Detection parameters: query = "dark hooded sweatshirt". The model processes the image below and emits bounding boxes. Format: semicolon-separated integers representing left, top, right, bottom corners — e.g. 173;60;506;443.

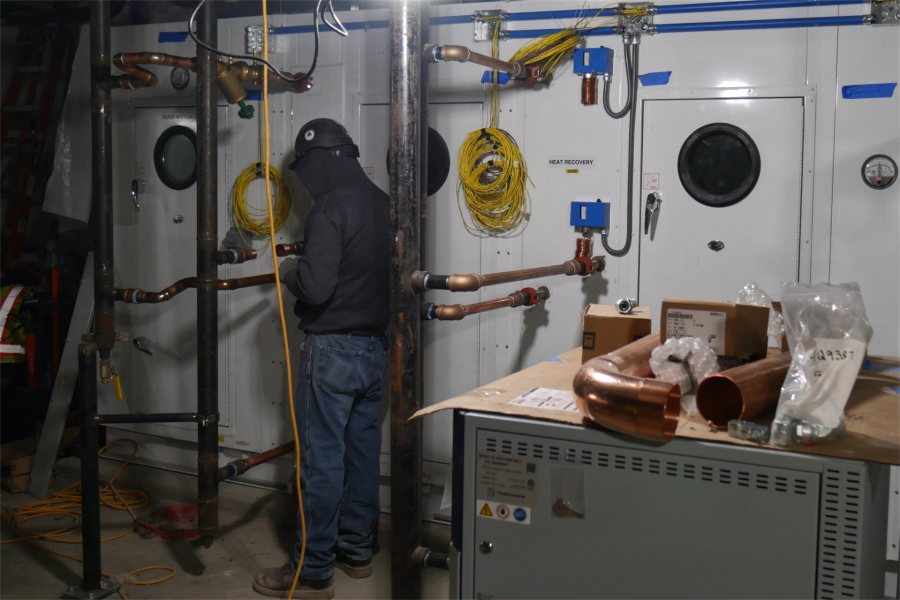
283;150;390;335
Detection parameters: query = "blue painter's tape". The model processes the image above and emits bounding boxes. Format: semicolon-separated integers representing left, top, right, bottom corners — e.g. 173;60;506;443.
158;31;189;43
639;71;672;86
889;386;900;396
245;90;262;101
546;355;561;362
480;71;510;85
863;359;900;373
842;83;896;99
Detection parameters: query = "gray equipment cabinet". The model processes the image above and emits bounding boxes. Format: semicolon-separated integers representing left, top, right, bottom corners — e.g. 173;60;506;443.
450;411;893;599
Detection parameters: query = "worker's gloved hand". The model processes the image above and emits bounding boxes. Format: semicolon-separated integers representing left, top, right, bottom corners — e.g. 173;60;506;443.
278;257;301;296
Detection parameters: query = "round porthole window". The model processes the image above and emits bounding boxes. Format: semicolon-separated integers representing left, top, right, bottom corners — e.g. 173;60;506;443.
677;123;761;207
154;125;197;190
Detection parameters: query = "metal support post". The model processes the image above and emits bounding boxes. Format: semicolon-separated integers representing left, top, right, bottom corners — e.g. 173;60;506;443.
196;0;219;548
389;1;425;597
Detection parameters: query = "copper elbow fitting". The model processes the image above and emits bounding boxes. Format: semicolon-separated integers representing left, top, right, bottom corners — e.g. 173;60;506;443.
573;334;681;442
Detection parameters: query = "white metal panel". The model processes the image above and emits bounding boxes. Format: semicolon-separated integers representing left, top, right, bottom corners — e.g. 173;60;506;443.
638;96;805;325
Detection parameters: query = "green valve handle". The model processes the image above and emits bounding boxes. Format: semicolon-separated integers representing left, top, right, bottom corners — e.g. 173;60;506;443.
237;100;255;120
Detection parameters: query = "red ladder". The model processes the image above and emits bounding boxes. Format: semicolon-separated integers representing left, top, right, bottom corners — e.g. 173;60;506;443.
1;25;78;269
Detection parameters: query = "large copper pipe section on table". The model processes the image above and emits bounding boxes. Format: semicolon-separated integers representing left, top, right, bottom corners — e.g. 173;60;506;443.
573;334;681;442
112;52;196;88
113;274;275;304
217;441;295;481
427;44;526;78
425;286;550;321
696;353;791;428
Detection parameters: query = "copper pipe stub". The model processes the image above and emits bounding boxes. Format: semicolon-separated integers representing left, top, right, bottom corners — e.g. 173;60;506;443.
573;334;681;442
696;353;792;428
581;74;598;105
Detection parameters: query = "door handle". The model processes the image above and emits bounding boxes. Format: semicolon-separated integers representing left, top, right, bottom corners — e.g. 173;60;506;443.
644;192;662;235
130;179;146;211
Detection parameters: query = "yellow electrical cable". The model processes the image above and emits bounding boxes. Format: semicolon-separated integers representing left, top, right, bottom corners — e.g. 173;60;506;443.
260;4;307;599
0;439;176;598
232;162;291;240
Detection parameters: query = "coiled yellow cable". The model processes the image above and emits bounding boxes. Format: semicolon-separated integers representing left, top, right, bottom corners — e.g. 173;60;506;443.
457;128;530;235
231;162;291;239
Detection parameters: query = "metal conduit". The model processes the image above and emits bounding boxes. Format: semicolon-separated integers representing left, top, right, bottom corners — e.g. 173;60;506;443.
195;0;219;549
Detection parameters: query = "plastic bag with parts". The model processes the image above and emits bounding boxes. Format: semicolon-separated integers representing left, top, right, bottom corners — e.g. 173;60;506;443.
736;282;784;339
769;282;872;446
650;336;719;416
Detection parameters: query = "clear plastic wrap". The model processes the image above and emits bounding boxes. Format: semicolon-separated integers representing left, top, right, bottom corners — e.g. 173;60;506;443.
650;336;719;416
736;282;784;339
769;282;872;446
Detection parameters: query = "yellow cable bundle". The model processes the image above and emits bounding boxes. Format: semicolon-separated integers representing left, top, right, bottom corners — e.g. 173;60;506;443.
232;162;291;238
457;128;529;235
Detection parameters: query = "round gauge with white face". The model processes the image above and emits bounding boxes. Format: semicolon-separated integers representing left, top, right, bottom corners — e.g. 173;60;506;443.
861;154;897;190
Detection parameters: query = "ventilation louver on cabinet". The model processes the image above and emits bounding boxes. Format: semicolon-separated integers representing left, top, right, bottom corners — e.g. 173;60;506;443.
817;467;864;599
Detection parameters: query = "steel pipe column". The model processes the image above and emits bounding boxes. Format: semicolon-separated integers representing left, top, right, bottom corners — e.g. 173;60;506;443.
90;0;115;366
196;0;219;548
389;2;425;597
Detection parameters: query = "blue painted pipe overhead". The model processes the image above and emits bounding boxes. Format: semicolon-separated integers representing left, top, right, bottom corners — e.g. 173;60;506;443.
656;0;869;15
654;14;868;33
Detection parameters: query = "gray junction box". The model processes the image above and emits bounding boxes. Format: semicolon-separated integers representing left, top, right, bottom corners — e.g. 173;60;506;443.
451;412;892;599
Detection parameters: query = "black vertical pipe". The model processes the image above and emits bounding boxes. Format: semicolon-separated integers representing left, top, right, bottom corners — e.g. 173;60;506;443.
78;343;102;591
196;0;219;547
90;0;114;361
389;2;424;598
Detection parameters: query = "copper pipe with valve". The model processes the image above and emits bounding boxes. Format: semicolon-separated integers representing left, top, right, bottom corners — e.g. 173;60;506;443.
573;333;682;442
113;274;275;304
275;241;305;257
217;248;257;265
426;44;548;85
423;286;550;321
412;238;604;293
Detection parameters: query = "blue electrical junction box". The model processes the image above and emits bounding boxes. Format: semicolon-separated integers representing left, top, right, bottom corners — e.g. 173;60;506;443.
570;200;610;233
573;47;614;76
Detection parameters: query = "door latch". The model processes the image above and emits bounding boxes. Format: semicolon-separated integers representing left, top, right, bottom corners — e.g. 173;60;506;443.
133;336;153;356
130;179;146;211
644;192;661;235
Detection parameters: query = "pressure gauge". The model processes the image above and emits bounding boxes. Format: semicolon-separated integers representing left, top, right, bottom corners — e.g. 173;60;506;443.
170;67;191;91
861;154;897;190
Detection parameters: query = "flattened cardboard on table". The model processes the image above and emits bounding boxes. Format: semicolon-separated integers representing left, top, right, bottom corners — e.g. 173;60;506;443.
413;348;900;465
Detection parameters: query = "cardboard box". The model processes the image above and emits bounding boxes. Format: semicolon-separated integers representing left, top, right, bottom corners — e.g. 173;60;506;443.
661;299;769;358
582;304;652;363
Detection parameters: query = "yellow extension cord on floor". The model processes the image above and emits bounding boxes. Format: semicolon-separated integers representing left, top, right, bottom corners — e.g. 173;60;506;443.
0;440;175;599
260;2;308;598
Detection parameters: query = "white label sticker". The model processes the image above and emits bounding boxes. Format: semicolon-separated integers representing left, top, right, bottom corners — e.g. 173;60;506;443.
803;338;867;428
642;172;660;190
547;156;596;169
665;309;727;354
476;499;531;525
509;387;578;412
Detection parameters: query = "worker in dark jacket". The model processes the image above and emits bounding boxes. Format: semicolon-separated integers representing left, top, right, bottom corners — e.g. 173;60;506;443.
253;119;390;600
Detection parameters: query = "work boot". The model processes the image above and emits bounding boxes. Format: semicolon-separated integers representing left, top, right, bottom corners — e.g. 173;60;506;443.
335;552;373;579
252;563;334;599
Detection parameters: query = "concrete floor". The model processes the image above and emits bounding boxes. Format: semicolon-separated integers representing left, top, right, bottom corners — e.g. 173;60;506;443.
1;457;450;599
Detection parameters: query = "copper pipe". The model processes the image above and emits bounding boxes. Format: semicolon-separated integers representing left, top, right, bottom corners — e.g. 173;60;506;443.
573;334;682;442
426;286;550;321
696;353;792;428
111;52;196;88
216;248;257;265
575;237;593;261
428;44;525;78
113;273;275;303
581;74;598;105
217;441;294;481
228;61;313;93
275;241;305;257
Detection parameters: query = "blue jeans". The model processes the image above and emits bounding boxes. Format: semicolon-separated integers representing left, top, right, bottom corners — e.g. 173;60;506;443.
293;333;387;580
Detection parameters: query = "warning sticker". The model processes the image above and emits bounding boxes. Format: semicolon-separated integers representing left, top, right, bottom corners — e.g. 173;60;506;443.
665;309;727;355
476;452;536;526
476;499;531;525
